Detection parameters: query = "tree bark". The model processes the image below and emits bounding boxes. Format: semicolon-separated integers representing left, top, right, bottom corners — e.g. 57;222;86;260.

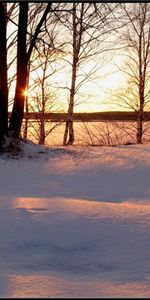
137;111;143;144
23;63;30;139
39;73;45;145
137;81;144;144
136;26;145;144
63;3;78;146
63;64;77;145
0;3;8;144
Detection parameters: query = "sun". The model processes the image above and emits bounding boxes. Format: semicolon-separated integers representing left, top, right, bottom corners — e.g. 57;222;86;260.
23;89;28;97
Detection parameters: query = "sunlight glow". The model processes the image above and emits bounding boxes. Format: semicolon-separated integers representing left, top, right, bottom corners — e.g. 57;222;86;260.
23;89;28;97
8;274;149;298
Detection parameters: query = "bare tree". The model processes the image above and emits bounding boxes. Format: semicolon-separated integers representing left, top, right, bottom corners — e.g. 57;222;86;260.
117;3;150;144
9;2;52;138
60;3;117;146
25;40;63;144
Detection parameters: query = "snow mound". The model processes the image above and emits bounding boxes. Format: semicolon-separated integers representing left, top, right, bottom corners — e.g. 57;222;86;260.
0;137;88;160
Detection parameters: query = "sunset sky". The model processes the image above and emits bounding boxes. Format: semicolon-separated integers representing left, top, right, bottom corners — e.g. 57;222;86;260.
26;51;127;113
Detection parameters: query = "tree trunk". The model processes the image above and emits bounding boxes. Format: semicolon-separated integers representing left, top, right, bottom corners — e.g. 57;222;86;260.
63;120;69;145
66;98;75;145
63;3;77;146
39;119;45;144
23;97;28;140
136;26;145;144
39;65;46;145
23;64;30;139
39;85;45;145
9;2;28;138
0;3;8;145
137;83;144;144
136;110;143;144
63;3;84;146
68;119;74;145
137;61;144;144
63;90;75;146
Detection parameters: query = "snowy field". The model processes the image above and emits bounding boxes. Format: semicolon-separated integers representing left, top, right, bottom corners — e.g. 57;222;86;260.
0;142;150;298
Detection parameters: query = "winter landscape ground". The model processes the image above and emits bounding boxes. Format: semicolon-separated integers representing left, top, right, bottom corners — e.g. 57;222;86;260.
0;141;150;298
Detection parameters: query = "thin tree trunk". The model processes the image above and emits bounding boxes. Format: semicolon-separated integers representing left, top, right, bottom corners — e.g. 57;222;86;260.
23;98;28;140
63;3;84;146
137;82;144;144
63;120;69;145
68;119;74;145
136;111;143;144
63;83;76;146
63;3;77;146
23;63;30;139
0;3;8;145
39;119;45;144
66;95;75;145
137;31;145;144
39;79;45;145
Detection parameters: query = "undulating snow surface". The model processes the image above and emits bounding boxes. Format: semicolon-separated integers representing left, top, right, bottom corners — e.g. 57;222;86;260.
0;142;150;298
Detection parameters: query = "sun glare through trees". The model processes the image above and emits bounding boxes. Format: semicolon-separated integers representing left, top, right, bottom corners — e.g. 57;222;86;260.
1;2;150;146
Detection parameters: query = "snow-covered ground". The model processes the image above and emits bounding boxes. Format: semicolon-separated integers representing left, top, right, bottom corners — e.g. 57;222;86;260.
0;142;150;298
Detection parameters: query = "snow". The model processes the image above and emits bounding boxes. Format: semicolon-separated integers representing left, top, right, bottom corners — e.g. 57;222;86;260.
0;142;150;297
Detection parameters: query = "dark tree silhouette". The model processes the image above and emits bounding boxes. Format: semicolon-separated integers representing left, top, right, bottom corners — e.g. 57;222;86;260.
9;2;28;138
0;3;8;145
9;2;52;138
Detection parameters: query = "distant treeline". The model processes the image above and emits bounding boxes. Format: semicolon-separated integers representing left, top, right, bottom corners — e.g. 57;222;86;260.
8;111;150;122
